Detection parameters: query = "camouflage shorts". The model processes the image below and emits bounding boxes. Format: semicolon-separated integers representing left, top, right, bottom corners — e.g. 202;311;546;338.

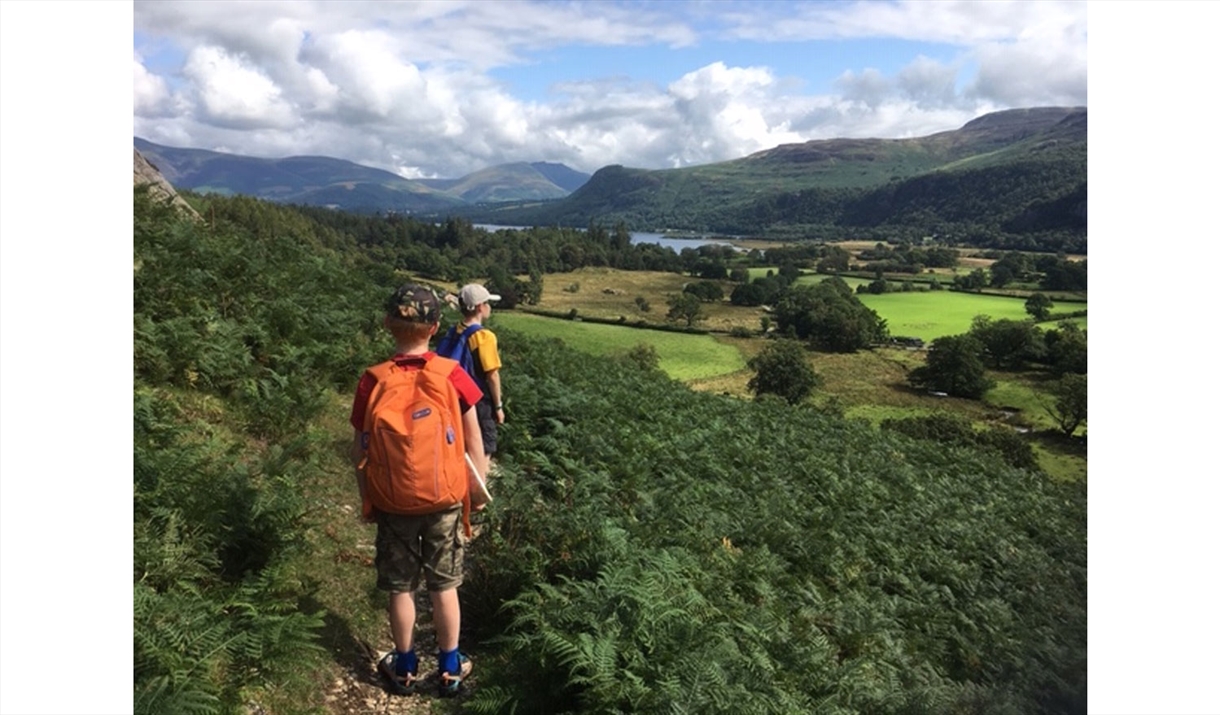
375;505;465;593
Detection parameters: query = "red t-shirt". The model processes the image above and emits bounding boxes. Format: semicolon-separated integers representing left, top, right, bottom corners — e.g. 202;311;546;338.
349;352;484;431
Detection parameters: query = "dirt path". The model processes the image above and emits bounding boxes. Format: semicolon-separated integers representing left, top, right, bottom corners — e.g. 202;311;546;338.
318;588;470;714
313;521;493;714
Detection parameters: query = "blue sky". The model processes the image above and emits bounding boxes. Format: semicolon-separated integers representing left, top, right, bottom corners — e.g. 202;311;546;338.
488;36;967;102
130;0;1088;179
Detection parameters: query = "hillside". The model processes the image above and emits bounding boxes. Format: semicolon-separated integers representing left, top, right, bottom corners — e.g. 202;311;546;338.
133;137;589;212
418;162;576;202
134;189;1086;714
463;107;1087;252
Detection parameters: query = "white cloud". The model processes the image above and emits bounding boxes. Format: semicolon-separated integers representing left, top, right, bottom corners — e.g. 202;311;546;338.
967;39;1087;107
835;68;892;109
133;54;171;116
717;0;1086;109
301;67;340;114
305;30;431;122
182;45;296;129
722;0;1083;46
665;62;804;166
896;56;961;109
132;0;1086;178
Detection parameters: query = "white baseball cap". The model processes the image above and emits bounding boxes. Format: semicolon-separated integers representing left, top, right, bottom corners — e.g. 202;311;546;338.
458;283;501;311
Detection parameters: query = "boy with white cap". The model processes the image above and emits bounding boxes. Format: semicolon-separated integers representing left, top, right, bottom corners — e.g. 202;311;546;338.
436;283;505;462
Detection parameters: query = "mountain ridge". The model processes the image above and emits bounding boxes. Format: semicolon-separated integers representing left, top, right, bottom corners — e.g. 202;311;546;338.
132;137;590;212
460;106;1086;251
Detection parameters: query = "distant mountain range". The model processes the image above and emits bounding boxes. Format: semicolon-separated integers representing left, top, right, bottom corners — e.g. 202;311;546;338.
460;107;1086;248
133;137;591;213
135;106;1085;249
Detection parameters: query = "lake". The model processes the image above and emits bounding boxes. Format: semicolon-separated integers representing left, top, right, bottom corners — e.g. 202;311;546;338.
473;224;735;251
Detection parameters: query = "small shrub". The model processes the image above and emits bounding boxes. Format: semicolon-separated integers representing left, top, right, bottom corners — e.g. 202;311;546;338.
624;343;661;371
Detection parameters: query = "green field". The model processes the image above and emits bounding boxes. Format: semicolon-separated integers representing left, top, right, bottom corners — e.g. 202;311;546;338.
493;312;747;381
856;290;1081;341
745;271;1085;341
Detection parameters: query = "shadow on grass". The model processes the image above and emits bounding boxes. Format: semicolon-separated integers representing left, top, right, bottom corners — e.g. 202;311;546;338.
1032;428;1087;456
298;592;384;688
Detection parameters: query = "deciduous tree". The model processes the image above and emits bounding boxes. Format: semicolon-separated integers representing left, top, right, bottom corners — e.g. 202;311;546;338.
908;334;995;399
953;268;988;291
666;292;705;327
1045;321;1087;375
773;278;888;352
1045;373;1087;436
683;280;724;303
969;316;1046;370
746;339;821;405
1025;293;1054;321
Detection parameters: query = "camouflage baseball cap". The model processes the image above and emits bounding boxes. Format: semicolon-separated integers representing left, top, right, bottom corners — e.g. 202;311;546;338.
385;283;442;323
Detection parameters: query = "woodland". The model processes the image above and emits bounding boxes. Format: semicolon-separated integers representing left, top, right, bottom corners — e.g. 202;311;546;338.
134;188;1086;714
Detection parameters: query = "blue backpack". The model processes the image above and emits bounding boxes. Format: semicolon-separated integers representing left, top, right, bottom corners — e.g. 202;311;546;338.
435;324;484;391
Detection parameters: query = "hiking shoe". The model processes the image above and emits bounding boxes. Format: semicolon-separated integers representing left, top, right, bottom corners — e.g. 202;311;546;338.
438;652;472;697
378;652;417;695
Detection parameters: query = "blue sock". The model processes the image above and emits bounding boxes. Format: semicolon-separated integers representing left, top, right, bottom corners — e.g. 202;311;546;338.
438;647;460;675
395;649;417;676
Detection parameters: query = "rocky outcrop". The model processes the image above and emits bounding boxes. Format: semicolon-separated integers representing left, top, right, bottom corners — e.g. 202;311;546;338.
134;148;202;221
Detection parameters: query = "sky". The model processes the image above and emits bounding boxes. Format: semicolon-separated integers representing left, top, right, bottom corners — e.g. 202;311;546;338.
132;0;1087;180
6;3;1220;714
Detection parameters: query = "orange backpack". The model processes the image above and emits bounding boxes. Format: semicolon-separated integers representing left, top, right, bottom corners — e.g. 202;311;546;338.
359;355;470;525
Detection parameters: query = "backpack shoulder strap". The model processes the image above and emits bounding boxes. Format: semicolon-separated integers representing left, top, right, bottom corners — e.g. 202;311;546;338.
436;326;462;355
360;360;400;426
423;354;459;378
356;359;400;477
460;324;483;341
366;359;398;383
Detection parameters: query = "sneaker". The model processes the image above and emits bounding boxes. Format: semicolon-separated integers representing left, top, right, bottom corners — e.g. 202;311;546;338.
438;652;472;697
378;652;417;695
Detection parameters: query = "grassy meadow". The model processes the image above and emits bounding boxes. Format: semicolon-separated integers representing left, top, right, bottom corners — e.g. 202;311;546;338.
527;266;771;333
493;311;746;381
855;289;1082;341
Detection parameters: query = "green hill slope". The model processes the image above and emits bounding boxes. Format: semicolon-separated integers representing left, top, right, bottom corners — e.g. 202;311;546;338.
465;107;1086;251
134;190;1085;714
444;162;573;202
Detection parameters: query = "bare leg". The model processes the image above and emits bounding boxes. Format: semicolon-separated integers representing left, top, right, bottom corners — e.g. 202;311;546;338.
430;588;461;652
388;591;416;653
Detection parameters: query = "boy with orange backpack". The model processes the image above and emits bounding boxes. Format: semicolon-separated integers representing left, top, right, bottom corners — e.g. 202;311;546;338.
349;284;490;697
